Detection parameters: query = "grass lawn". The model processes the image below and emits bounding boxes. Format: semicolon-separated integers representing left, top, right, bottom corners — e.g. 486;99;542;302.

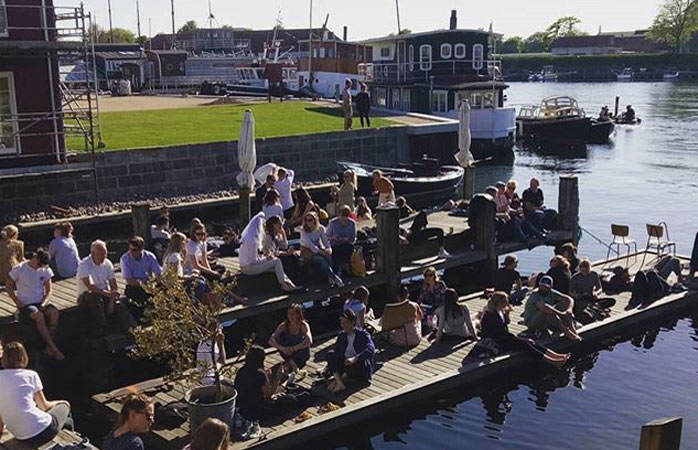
68;101;395;151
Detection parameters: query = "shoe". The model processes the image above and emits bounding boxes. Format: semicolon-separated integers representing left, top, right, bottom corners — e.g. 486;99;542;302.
247;421;262;439
438;248;452;259
333;275;345;288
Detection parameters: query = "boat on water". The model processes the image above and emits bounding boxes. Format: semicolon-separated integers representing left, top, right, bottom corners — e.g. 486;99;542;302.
617;68;633;82
516;96;615;145
663;70;680;81
337;159;464;200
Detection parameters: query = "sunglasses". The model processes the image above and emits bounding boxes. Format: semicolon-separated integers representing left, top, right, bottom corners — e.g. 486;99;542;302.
195;232;205;237
424;273;435;278
305;218;316;222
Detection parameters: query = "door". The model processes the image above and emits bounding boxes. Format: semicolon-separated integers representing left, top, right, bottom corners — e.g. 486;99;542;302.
397;41;406;82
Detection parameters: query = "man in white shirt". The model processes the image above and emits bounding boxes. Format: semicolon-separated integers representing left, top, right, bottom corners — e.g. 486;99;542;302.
77;240;135;337
6;249;64;360
274;167;295;218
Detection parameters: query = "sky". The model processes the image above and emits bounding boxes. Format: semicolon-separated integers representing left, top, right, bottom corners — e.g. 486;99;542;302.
64;0;663;40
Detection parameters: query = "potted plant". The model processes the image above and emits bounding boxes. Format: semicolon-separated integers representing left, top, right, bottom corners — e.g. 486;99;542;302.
132;269;250;433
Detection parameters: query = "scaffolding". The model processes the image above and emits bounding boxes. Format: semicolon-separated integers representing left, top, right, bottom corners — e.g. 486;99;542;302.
0;2;101;174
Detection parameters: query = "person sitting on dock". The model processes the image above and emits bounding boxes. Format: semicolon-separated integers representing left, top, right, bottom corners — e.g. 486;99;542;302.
103;393;153;450
185;222;221;281
546;255;572;295
0;224;24;285
327;205;357;277
163;232;192;280
256;173;277;211
212;228;240;258
300;212;344;288
289;187;318;229
481;292;570;366
48;221;80;279
522;178;557;231
262;189;285;225
396;196;415;218
343;286;373;329
496;182;545;244
274;167;295;220
569;258;603;304
432;288;477;344
268;303;313;375
486;186;538;248
326;309;376;393
389;286;424;347
150;215;171;241
0;342;73;446
77;240;136;338
558;242;580;274
418;266;448;316
120;236;162;315
493;254;527;305
355;196;373;222
522;275;581;342
239;212;303;293
6;249;64;360
262;216;303;283
184;418;230;450
372;170;395;206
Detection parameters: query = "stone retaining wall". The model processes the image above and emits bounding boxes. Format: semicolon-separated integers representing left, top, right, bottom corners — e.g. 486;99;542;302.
0;126;409;215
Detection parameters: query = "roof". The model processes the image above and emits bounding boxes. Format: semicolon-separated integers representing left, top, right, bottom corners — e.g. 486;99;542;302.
450;80;509;90
598;29;650;38
95;51;144;60
360;28;497;44
551;35;616;48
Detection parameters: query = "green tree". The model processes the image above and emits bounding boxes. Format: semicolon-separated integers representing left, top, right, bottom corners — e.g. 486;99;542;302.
522;32;549;53
178;20;198;34
649;0;698;52
501;36;524;53
90;25;136;43
545;16;584;40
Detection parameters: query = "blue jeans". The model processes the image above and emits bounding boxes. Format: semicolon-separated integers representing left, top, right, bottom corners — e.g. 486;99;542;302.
311;254;337;278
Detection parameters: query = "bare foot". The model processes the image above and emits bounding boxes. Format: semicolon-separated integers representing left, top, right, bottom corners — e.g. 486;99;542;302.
331;382;346;393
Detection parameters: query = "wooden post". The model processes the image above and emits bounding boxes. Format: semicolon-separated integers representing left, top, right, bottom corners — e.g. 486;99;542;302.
639;417;682;450
131;202;150;240
557;175;579;245
240;187;251;227
376;205;401;299
470;193;497;283
463;165;475;200
614;95;620;118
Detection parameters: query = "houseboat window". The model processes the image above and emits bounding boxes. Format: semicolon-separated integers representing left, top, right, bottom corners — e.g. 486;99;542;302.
0;3;8;37
454;44;466;59
319;48;326;58
313;48;319;58
440;43;452;59
392;89;400;110
471;93;483;108
419;44;432;71
383;65;389;79
408;45;414;71
0;73;18;154
472;44;484;70
401;89;411;111
377;88;387;107
431;90;448;113
380;47;391;58
483;92;495;108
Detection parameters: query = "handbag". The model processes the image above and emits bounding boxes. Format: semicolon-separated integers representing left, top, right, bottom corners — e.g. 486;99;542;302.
350;246;367;277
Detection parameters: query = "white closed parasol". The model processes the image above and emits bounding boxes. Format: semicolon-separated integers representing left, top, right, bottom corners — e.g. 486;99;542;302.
455;100;475;167
236;110;257;190
253;162;280;185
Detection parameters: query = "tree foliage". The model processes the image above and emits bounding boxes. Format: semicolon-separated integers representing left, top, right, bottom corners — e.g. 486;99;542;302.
546;16;584;40
501;36;524;54
523;32;549;53
649;0;698;52
90;25;136;43
178;20;198;34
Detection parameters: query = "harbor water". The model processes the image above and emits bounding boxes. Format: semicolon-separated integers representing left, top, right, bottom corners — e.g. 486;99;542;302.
324;81;698;450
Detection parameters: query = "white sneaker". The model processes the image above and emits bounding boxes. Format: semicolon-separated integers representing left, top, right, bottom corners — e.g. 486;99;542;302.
248;421;262;439
438;248;452;259
334;275;345;288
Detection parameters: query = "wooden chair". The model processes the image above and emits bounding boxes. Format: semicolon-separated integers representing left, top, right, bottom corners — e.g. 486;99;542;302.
642;222;676;267
606;224;637;265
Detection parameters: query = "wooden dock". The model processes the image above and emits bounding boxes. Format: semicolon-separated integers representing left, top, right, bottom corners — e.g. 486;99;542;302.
0;429;96;450
90;252;697;450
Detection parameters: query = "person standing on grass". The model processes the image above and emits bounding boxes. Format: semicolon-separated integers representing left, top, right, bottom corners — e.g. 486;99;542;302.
342;78;353;130
356;83;371;128
6;249;64;361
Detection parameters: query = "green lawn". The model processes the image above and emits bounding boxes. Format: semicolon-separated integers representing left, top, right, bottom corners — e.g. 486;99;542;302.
68;101;394;151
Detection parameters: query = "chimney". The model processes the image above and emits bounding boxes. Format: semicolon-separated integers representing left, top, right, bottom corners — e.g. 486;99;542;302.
449;10;457;30
343;25;348;41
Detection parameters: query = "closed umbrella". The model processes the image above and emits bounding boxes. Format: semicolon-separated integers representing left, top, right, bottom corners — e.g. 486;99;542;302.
237;110;257;225
455;100;475;167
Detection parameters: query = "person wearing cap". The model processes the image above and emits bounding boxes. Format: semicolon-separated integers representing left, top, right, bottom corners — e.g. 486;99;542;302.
342;78;353;130
522;275;581;342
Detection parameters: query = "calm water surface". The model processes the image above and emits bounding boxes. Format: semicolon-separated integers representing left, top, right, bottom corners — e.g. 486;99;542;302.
329;82;698;450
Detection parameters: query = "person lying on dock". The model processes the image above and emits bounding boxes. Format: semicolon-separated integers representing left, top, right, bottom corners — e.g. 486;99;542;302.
326;309;376;393
432;288;477;344
239;212;303;293
400;211;451;259
481;293;570;367
269;303;313;376
522;178;558;231
522;275;581;342
300;212;345;288
626;255;684;309
121;236;162;317
6;249;64;360
48;221;80;279
327;205;357;277
0;342;73;446
103;393;153;450
77;240;136;338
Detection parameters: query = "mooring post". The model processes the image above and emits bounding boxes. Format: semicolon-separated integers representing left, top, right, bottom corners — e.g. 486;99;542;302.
470;193;497;283
558;175;580;246
639;417;682;450
376;205;401;299
131;202;150;241
614;95;620;118
463;165;476;201
240;188;251;227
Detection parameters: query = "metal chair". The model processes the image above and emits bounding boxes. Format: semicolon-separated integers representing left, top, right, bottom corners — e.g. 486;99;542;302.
641;222;676;267
606;224;637;265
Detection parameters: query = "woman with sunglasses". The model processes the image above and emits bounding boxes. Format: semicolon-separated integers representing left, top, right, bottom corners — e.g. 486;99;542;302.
418;267;447;316
103;394;153;450
300;212;344;288
185;222;220;281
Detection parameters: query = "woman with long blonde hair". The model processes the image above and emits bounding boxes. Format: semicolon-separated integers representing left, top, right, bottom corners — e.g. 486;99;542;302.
337;169;357;212
163;232;188;278
300;212;344;287
0;225;24;284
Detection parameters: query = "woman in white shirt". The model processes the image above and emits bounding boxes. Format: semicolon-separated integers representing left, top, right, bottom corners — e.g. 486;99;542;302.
185;223;220;281
300;212;344;288
163;232;189;278
261;190;284;224
0;342;72;446
239;212;301;293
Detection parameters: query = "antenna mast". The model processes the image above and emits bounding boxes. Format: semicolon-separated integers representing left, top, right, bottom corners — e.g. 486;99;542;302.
170;0;176;49
107;0;114;43
208;0;215;29
395;0;401;34
136;0;141;39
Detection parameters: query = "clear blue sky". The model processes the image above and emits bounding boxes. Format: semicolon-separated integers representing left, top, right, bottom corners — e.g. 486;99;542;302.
64;0;662;40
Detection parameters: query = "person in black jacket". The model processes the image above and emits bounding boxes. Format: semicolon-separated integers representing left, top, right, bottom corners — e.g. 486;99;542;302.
480;292;570;366
326;309;375;393
356;83;371;128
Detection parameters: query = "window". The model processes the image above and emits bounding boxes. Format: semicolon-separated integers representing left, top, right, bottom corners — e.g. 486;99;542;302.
319;48;326;58
402;89;411;111
0;0;7;37
454;43;466;59
383;65;389;79
376;88;387;107
419;44;432;71
440;43;452;59
431;90;448;113
408;45;414;71
471;92;483;108
392;89;400;110
380;47;391;58
472;44;484;70
0;73;19;154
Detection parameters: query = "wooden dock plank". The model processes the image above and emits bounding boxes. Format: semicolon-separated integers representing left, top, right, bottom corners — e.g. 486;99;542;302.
0;429;96;450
